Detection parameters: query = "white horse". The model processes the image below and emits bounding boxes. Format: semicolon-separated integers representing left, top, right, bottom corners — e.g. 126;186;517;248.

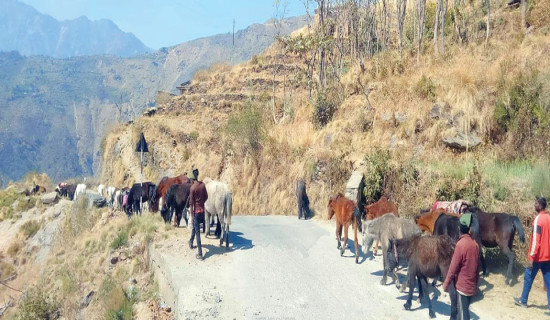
113;190;122;210
75;184;87;200
98;184;105;197
106;186;117;206
204;178;232;249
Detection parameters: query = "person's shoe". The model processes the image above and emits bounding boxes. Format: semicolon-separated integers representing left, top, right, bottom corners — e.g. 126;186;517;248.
196;253;203;260
189;240;195;249
513;297;527;308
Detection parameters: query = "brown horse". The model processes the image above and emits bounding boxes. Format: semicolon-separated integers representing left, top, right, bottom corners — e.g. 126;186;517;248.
364;196;399;255
465;206;526;285
150;174;189;212
415;209;460;234
397;234;458;319
328;193;361;263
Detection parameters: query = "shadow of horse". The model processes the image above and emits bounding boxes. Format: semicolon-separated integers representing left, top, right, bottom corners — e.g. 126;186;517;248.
482;247;524;286
201;231;254;260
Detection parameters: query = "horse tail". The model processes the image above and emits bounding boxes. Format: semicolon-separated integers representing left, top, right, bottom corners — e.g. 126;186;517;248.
469;213;481;241
354;207;362;232
512;216;526;243
224;191;232;226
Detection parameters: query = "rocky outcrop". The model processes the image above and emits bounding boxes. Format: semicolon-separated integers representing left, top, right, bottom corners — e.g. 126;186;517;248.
443;132;482;151
40;192;58;205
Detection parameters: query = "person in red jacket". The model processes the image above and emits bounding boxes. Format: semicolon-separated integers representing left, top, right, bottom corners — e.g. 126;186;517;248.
514;197;550;316
443;213;480;320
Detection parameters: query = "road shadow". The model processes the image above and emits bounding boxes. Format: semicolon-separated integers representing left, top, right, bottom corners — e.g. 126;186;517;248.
200;231;254;260
338;238;370;264
396;290;481;320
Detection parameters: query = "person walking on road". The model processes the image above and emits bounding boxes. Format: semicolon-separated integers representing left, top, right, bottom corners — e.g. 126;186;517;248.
189;168;208;260
443;213;480;320
514;197;550;316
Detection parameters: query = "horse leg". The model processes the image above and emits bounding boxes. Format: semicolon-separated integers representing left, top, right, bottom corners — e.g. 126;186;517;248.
420;276;435;319
336;222;342;249
205;211;211;236
381;243;389;285
353;219;359;264
502;244;515;286
216;217;222;238
374;240;379;256
341;224;349;256
404;266;415;310
417;276;423;303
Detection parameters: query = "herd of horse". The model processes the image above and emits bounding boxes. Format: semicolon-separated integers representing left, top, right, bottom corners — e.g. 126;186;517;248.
55;173;233;248
328;194;526;318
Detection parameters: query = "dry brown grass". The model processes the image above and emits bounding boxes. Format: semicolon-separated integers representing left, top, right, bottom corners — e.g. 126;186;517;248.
96;4;550;223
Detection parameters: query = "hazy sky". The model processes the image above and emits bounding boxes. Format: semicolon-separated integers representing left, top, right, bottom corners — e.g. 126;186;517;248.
20;0;309;49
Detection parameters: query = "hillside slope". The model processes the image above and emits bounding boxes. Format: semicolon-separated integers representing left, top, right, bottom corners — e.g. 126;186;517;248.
100;2;550;225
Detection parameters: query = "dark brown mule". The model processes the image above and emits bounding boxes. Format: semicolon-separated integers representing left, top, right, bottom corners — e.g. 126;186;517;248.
364;196;399;255
328;193;361;263
465;206;526;285
150;174;189;212
396;234;458;319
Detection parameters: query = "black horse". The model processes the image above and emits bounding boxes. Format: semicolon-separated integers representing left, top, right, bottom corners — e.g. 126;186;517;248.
127;182;155;216
161;183;191;227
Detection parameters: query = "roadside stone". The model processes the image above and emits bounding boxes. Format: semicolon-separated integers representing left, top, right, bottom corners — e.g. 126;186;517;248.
41;192;58;205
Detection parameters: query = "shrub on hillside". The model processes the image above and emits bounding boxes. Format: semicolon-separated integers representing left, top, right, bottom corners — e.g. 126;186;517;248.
435;162;482;205
224;102;265;161
494;68;550;156
363;149;392;202
99;275;134;320
111;230;128;249
20;220;40;239
313;89;339;129
415;75;437;101
15;286;60;320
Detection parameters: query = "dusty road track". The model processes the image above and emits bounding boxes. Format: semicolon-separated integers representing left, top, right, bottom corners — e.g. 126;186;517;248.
150;216;502;320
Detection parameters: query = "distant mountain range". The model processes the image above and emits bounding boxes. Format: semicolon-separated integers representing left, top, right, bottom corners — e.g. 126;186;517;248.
0;0;152;57
0;0;307;185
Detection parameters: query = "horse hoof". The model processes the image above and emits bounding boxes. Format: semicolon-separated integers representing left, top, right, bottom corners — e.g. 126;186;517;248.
404;302;411;310
429;310;436;318
380;278;386;285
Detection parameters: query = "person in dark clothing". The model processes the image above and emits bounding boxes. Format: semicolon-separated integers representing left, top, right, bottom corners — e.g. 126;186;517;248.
188;169;208;260
296;179;311;220
443;213;480;320
514;197;550;316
